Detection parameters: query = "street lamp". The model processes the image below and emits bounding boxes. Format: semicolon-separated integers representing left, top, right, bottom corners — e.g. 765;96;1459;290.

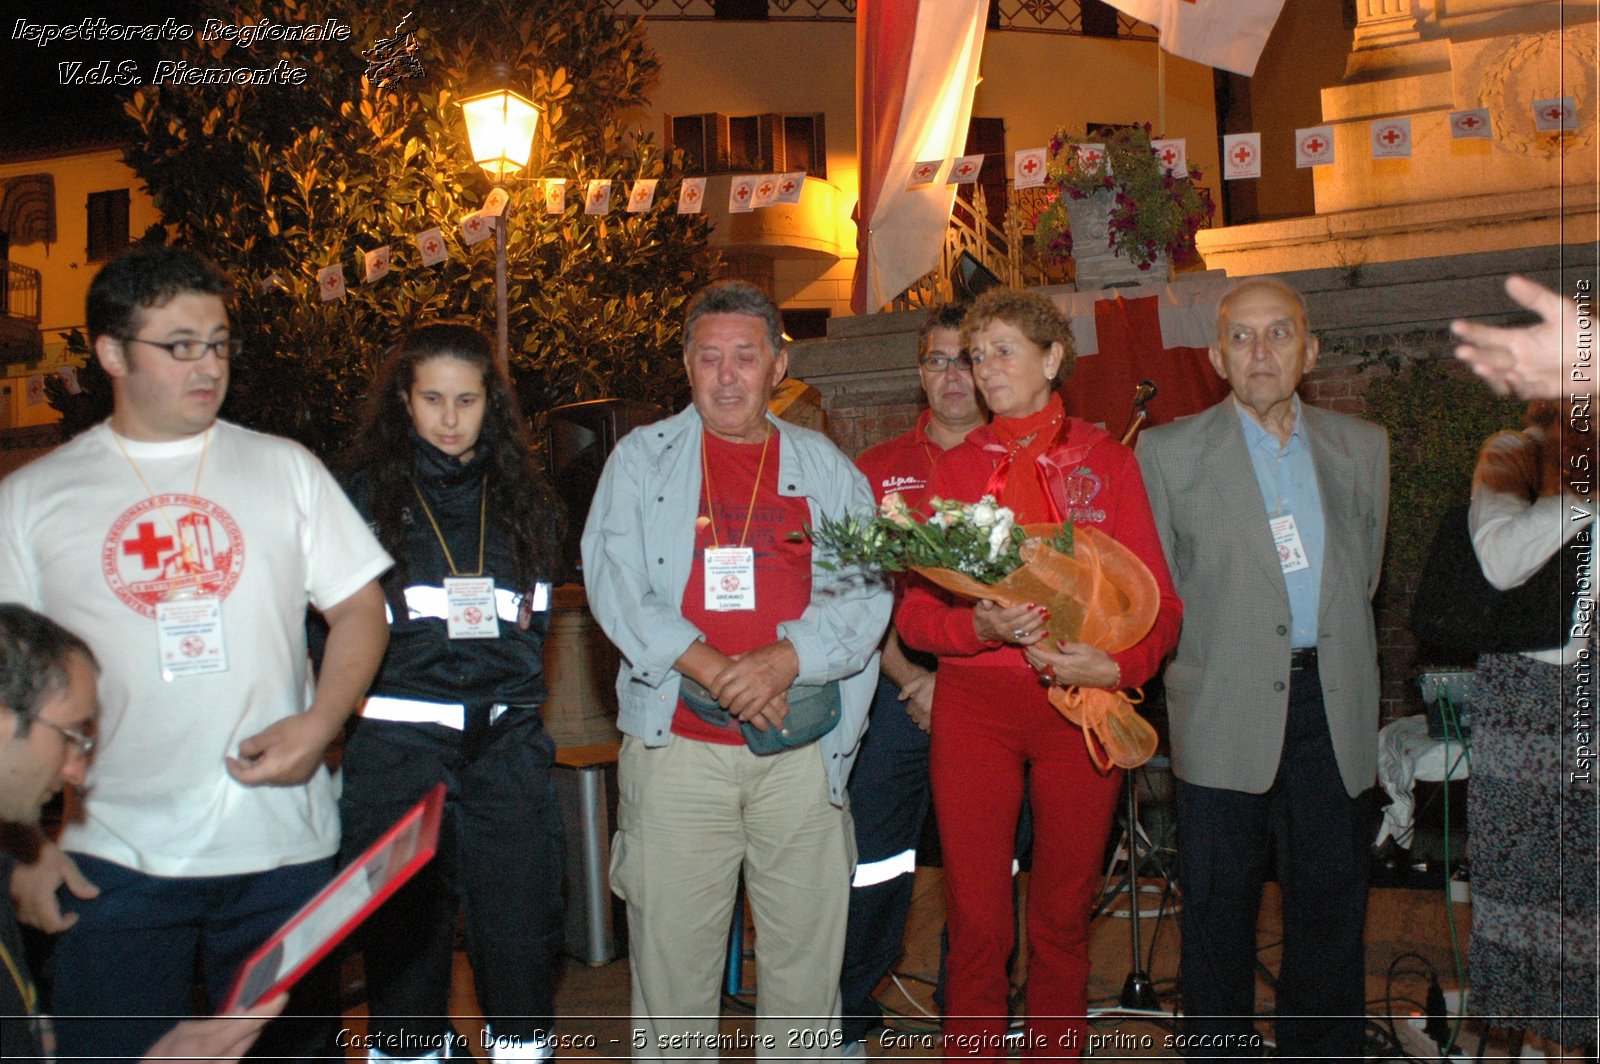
459;81;540;373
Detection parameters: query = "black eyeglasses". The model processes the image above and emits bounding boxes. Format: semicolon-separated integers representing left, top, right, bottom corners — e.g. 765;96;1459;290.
919;353;973;372
34;718;96;758
122;336;244;362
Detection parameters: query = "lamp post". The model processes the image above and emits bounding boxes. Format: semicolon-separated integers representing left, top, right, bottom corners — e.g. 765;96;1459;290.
459;81;540;375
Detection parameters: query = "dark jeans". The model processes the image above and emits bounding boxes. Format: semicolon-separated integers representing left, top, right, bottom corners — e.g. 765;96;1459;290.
339;711;565;1050
841;674;931;1044
1176;658;1369;1060
48;854;337;1062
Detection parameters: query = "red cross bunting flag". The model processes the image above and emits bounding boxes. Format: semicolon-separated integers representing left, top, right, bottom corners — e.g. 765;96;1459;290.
948;155;984;184
626;179;659;213
363;246;391;284
729;175;757;213
460;212;493;245
1076;143;1110;174
1222;133;1261;180
678;177;706;214
316;263;346;302
414;227;447;267
1013;147;1047;189
1150;139;1187;176
480;187;509;218
24;375;44;406
544;178;567;215
909;159;941;186
1533;97;1577;132
1370;118;1412;158
1449;109;1492;139
751;174;781;208
775;171;805;204
584;179;612;215
1294;125;1334;167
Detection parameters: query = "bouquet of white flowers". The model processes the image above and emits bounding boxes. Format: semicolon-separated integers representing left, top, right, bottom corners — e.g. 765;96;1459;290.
810;493;1162;770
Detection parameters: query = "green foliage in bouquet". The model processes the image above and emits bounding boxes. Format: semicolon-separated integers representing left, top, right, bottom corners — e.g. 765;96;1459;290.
809;493;1073;585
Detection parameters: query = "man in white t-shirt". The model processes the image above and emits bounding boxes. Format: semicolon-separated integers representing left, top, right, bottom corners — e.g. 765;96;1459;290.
0;244;392;1060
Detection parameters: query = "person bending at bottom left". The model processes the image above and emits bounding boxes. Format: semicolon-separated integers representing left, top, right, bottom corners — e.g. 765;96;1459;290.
332;324;568;1062
0;603;287;1064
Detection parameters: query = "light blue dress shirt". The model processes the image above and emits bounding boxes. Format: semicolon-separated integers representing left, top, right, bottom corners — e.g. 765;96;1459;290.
1236;396;1324;648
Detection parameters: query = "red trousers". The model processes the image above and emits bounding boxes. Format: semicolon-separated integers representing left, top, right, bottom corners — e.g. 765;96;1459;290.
930;664;1123;1059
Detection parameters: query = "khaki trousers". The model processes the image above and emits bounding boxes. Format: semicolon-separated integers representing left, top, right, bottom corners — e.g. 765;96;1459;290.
612;735;854;1061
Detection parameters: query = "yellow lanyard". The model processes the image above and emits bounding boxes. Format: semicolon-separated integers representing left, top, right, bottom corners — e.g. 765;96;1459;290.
411;476;488;577
111;426;212;545
700;427;771;549
0;935;37;1016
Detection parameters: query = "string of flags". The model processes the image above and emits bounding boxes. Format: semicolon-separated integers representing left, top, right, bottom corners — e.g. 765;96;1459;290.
929;95;1582;197
289;169;809;302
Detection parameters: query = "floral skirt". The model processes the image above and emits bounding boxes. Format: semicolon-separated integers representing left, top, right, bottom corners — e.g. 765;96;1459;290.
1467;649;1598;1048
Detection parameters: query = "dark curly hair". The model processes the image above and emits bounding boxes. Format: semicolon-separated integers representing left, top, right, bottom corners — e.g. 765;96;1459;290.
0;604;97;737
343;324;565;590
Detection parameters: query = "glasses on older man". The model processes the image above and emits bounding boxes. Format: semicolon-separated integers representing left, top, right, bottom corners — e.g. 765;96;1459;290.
121;336;244;362
919;353;973;373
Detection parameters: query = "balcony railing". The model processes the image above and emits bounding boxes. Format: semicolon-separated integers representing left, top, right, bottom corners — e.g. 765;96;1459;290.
2;261;42;324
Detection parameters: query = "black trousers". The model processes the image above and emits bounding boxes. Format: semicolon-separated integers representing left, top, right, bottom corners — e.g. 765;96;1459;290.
339;712;566;1052
1175;657;1369;1059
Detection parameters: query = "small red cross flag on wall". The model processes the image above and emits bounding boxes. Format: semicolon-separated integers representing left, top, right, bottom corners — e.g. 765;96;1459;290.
1532;97;1576;132
751;175;780;208
1013;147;1047;189
584;179;612;215
480;187;509;218
1222;133;1261;180
678;177;706;214
460;212;493;245
728;175;756;213
627;179;659;213
1294;125;1334;167
414;227;447;267
1449;109;1492;139
947;155;984;185
909;160;940;186
1150;139;1187;177
1370;118;1412;158
1075;143;1108;174
775;171;805;204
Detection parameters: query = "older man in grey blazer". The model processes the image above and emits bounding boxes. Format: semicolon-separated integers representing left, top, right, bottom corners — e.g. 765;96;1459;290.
1137;278;1389;1058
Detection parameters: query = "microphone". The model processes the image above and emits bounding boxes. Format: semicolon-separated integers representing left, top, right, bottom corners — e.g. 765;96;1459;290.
1120;380;1158;447
1132;379;1157;409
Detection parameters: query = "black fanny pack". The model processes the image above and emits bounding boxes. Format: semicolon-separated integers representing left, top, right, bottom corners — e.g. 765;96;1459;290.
677;676;842;756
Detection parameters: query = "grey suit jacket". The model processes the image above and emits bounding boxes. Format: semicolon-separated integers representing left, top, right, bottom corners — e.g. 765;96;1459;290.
1137;398;1389;797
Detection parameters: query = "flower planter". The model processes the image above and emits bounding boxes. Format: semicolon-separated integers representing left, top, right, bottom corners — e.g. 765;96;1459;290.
1064;189;1167;291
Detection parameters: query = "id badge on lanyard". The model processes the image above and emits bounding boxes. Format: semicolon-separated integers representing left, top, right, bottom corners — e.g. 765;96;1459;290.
1270;513;1310;574
156;595;229;681
703;546;756;611
446;576;501;639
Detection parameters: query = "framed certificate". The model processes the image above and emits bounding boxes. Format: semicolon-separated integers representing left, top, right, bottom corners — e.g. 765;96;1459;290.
221;783;445;1012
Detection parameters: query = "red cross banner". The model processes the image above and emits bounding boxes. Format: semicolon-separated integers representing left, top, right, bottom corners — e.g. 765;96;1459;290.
1294;125;1334;167
677;177;706;214
460;212;492;245
1076;143;1110;174
728;174;756;214
1101;0;1287;77
1150;139;1187;176
316;263;346;302
1449;109;1492;140
1222;133;1260;180
909;159;941;186
1533;97;1577;132
1014;147;1047;189
751;174;781;208
947;154;984;184
480;187;509;218
775;171;806;204
626;179;659;213
584;179;612;216
25;375;44;407
1370;118;1412;159
414;227;447;267
544;178;567;215
362;246;391;284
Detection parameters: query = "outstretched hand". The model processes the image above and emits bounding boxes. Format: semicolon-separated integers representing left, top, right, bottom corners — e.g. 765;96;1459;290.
1451;275;1579;400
